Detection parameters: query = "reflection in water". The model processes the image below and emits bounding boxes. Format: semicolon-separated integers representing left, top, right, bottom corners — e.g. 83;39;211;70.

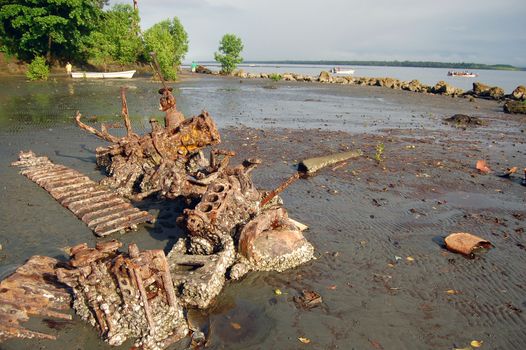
0;77;163;132
67;83;75;96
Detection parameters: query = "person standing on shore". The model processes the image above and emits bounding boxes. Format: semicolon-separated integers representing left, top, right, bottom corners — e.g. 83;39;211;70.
66;62;72;76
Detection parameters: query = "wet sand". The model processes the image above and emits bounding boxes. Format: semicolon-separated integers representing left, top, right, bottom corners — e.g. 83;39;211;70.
0;74;525;349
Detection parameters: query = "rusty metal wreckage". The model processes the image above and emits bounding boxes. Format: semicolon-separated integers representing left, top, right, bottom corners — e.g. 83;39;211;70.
2;70;365;348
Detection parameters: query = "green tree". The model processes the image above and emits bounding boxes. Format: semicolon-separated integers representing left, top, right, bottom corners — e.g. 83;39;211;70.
214;34;243;74
0;0;102;63
85;4;142;69
144;17;188;81
26;56;49;80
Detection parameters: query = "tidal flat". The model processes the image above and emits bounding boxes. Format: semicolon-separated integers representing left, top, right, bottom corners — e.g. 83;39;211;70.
0;74;525;349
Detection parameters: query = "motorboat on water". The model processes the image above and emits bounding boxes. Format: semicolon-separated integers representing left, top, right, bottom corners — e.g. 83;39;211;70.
71;70;136;79
447;70;478;78
330;67;355;75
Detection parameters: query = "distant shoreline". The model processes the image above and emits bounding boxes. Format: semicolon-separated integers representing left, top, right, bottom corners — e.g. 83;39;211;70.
195;60;524;71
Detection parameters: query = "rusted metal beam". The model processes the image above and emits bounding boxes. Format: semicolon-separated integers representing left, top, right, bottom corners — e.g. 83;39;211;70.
0;256;72;342
12;151;154;237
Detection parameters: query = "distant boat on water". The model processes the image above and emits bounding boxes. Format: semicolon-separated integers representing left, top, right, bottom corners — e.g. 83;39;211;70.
330;67;355;75
71;70;136;79
447;70;478;78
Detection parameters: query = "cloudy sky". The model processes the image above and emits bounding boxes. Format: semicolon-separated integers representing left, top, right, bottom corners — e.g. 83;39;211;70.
111;0;526;66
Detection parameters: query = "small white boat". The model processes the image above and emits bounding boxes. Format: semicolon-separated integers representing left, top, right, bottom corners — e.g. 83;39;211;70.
447;70;478;78
71;70;136;79
331;67;355;75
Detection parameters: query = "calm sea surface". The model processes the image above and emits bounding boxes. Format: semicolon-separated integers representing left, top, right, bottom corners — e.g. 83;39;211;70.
188;63;526;93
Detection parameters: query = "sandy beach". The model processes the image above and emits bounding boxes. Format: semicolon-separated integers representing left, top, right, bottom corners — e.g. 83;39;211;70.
0;74;525;349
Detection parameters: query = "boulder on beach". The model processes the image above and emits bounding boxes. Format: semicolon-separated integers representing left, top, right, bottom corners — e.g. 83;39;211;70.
344;76;354;84
503;101;526;114
487;86;505;99
443;114;485;127
431;80;457;95
376;77;398;89
233;69;248;78
473;82;491;95
471;82;505;100
510;85;526;101
195;65;212;74
318;71;332;83
292;73;304;81
282;73;296;81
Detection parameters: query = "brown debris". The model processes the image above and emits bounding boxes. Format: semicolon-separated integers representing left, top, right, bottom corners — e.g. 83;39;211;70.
443;114;484;127
293;290;323;310
475;159;491;174
0;256;72;342
12;151;154;237
76;87;222;200
444;232;493;256
56;241;188;349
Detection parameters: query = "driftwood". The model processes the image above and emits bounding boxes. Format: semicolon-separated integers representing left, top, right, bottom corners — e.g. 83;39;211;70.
76;87;222;200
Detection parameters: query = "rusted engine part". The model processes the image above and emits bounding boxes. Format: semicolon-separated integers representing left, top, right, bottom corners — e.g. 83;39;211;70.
76;87;222;200
233;207;314;276
0;256;72;342
56;241;188;350
182;159;262;254
167;235;235;309
12;151;154;237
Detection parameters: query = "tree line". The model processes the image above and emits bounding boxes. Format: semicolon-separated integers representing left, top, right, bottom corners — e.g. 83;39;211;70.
0;0;244;80
253;60;523;71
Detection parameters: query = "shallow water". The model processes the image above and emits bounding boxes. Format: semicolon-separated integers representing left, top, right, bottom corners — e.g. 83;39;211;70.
0;75;525;350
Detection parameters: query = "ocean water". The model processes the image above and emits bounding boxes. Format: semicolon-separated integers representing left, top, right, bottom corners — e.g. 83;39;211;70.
187;63;526;93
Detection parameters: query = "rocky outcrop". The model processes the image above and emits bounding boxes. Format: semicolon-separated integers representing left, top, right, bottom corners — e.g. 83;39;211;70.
192;67;510;103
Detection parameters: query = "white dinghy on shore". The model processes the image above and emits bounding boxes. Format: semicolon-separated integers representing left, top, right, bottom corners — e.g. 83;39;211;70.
71;70;136;79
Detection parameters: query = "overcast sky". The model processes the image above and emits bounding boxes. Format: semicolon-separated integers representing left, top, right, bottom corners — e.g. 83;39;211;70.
111;0;526;66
